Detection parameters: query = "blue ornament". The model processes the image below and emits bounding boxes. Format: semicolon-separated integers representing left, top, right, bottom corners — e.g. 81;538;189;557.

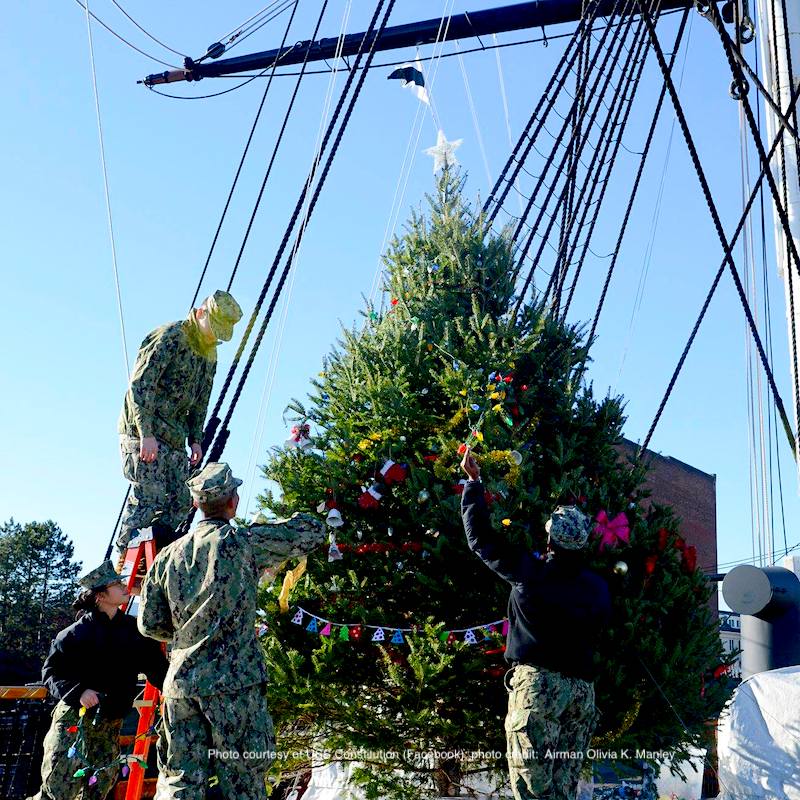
471;404;480;411
68;746;77;758
306;618;319;633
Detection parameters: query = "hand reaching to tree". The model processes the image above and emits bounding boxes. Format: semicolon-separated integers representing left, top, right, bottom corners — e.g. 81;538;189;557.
460;446;481;481
190;443;203;467
80;689;100;709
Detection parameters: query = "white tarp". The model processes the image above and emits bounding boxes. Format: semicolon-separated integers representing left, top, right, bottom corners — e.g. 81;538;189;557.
300;759;701;799
718;665;800;799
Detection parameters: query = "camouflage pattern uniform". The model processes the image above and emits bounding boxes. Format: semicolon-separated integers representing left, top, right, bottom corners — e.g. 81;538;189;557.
505;665;596;800
137;463;325;800
117;291;242;548
28;702;122;800
28;561;167;800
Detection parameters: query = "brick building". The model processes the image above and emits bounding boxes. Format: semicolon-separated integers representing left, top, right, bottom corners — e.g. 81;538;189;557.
619;438;718;612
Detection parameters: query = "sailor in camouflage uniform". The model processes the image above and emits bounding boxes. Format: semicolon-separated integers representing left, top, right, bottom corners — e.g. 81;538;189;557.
137;462;325;800
460;447;611;800
117;290;243;549
29;561;167;800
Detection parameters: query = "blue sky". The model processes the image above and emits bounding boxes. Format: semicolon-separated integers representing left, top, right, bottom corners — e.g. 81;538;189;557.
2;0;797;601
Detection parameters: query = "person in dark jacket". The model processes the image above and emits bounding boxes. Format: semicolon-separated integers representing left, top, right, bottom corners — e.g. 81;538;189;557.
460;447;611;800
28;560;168;800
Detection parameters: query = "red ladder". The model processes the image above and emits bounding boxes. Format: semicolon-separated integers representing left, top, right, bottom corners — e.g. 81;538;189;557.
118;530;161;800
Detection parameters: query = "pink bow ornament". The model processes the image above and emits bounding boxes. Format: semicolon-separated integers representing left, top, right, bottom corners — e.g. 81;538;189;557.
594;510;630;552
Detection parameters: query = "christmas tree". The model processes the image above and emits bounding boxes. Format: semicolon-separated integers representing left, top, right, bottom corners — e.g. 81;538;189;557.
258;170;732;798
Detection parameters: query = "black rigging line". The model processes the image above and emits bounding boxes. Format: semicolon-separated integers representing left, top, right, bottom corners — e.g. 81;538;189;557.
558;11;656;317
200;0;396;477
636;2;797;456
109;0;186;58
511;0;638;316
72;0;180;69
588;8;689;344
509;0;632;274
482;2;603;224
696;0;800;143
189;0;303;309
703;2;800;280
224;2;331;293
705;0;800;473
552;4;655;311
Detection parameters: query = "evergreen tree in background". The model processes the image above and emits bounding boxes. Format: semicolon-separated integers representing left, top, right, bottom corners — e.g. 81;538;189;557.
0;519;81;669
258;170;732;798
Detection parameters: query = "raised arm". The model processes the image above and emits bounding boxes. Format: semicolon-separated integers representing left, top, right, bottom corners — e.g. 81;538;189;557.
461;480;536;584
247;513;326;572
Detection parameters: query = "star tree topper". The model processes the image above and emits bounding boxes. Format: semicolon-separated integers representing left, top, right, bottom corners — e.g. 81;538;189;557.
424;129;463;174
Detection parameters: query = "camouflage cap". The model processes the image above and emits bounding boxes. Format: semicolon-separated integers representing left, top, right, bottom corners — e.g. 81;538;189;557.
545;505;591;550
205;290;243;342
187;461;243;503
78;560;123;591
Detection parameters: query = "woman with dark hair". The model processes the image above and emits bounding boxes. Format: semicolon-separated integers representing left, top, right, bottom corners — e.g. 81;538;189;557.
28;560;168;800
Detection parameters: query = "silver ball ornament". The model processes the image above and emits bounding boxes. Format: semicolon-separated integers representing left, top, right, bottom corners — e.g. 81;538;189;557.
613;560;628;576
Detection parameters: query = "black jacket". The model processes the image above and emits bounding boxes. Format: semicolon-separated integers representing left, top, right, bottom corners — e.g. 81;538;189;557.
461;480;611;680
41;610;168;720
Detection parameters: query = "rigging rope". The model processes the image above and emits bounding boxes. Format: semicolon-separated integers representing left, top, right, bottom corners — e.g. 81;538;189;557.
588;8;690;343
109;0;186;58
72;0;180;69
83;0;130;381
555;6;658;316
482;4;602;224
368;2;457;306
636;1;798;456
198;0;397;484
189;0;303;309
511;0;639;315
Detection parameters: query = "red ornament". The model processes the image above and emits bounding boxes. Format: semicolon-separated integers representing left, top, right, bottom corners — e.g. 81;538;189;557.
520;384;528;391
503;375;513;383
391;298;399;306
446;632;456;645
713;664;731;679
485;645;506;656
350;626;362;640
486;665;506;678
644;554;658;575
657;528;669;552
510;404;520;418
423;454;439;462
67;726;78;734
484;490;495;506
358;485;382;510
325;499;337;509
457;444;467;455
682;545;698;573
380;459;408;485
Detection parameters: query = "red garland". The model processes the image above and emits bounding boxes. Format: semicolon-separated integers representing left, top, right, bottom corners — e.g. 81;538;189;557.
330;541;425;555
